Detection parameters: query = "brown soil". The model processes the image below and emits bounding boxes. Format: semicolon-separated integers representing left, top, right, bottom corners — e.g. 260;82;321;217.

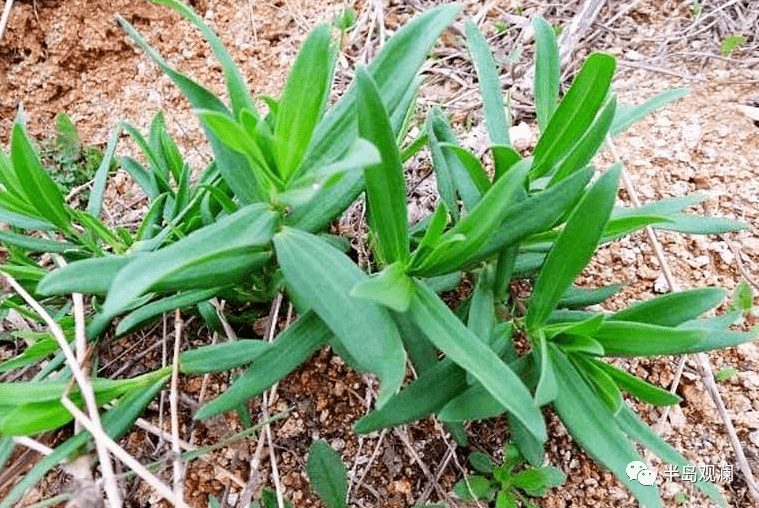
1;1;758;508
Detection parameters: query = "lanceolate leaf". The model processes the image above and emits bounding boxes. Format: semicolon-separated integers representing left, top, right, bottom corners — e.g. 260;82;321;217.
10;123;70;231
612;287;725;326
152;0;256;116
534;333;557;406
526;164;620;329
412;160;531;276
181;339;271;374
591;321;705;356
426;108;460;220
0;379;167;508
351;262;413;312
409;281;546;442
196;311;331;420
100;204;277;323
275;24;335;181
465;19;509;146
303;4;461;170
88;123;122;218
355;359;468;433
307;441;348;508
116;15;262;203
611;88;690;138
356;67;409;264
557;283;623;309
116;288;221;335
472;166;594;262
549;345;662;508
0;230;75;253
589;358;681;406
548;96;617;185
531;54;616;178
38;255;134;295
274;228;406;406
615;405;727;507
532;17;560;131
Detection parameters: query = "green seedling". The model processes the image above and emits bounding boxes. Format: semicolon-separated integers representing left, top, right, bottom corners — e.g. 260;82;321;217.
453;444;566;507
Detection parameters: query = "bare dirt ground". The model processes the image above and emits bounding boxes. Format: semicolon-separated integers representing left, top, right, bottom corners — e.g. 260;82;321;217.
0;0;758;507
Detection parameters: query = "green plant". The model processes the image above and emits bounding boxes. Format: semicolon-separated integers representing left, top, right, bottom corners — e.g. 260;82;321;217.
0;4;754;508
37;113;113;206
453;444;565;507
714;366;739;382
689;2;703;20
721;34;747;56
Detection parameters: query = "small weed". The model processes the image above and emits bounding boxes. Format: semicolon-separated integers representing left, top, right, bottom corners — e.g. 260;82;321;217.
714;367;739;383
453;444;566;507
689;2;703;20
721;34;746;56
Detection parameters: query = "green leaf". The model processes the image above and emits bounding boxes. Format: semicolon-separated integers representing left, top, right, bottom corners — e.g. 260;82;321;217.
0;230;75;253
677;314;758;353
571;353;623;415
37;255;133;295
534;333;557;406
548;96;616;185
612;288;725;327
531;54;616;178
275;24;335;181
472;166;594;263
116;15;262;203
616;404;727;507
426;108;460;219
465;19;509;145
611;88;690;137
589;358;681;406
274;228;406;407
492;145;521;181
496;491;518;508
731;280;754;313
656;214;747;234
356;67;409;264
101;204;277;322
526;164;620;329
591;321;705;356
453;475;493;501
351;262;413;312
558;283;623;309
468;451;498;474
467;265;495;344
87;123;121;218
0;378;166;508
553;334;605;356
412;159;531;276
441;144;491;197
116;288;221;336
152;0;256;116
532;17;560;131
409;281;546;442
197;109;281;191
0;336;59;373
307;440;347;508
549;345;662;508
181;339;271;374
720;34;746;56
512;467;566;496
11;123;70;231
354;358;467;433
196;311;330;419
303;4;461;170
